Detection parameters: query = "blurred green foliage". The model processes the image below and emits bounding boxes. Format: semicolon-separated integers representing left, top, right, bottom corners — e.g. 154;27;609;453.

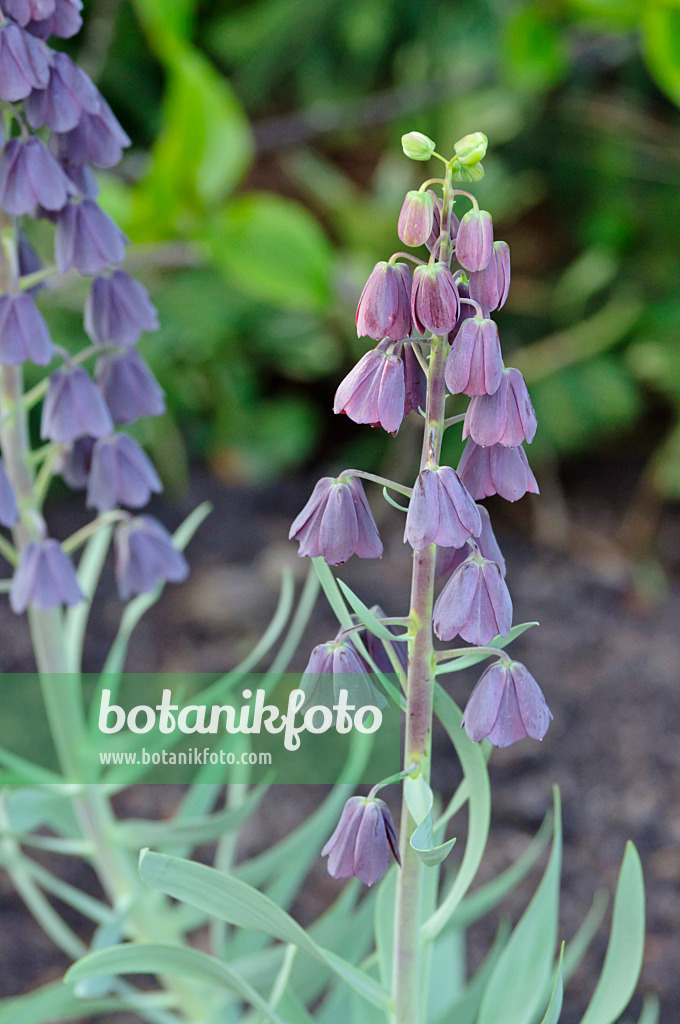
46;0;680;495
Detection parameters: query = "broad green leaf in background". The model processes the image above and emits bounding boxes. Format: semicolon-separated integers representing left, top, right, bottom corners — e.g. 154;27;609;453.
207;193;334;312
642;2;680;107
502;3;570;93
580;842;645;1024
476;787;562;1024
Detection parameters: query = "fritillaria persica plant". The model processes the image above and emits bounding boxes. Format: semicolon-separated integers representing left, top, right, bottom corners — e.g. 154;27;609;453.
0;11;649;1016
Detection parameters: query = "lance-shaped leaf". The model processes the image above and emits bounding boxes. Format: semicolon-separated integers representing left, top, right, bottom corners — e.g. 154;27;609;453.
404;776;456;867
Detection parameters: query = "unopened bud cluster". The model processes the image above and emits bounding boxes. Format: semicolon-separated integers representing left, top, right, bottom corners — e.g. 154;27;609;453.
0;2;188;613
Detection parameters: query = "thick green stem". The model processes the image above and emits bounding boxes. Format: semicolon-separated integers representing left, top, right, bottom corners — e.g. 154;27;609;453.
392;163;456;1023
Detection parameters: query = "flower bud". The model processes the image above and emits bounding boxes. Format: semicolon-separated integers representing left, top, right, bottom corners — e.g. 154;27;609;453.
411;263;460;335
401;131;436;161
454;132;488;167
455;209;494;272
463;660;552;748
398;190;434;247
322;795;401;886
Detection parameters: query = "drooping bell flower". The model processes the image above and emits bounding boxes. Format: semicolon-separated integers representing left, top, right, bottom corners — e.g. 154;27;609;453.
299;634;388;712
411;262;460;335
0;293;54;365
436;505;506;579
0;459;18;527
40;366;112;443
357;604;409;674
356;261;412;341
53;93;131;168
0;21;50;101
10;538;82;612
0;137;75;216
85;270;159;346
404;466;481;551
398;190;434;247
3;0;56;28
86;434;162;512
57;435;95;489
433;554;512;645
24;51;99;132
114;515;188;600
55;198;129;274
25;0;82;38
468;241;510;314
445;315;503;396
322;795;401;886
333;341;405;435
463;367;537;448
95;349;166;426
462;659;552;748
455;208;494;272
289;475;382;565
457;439;539;502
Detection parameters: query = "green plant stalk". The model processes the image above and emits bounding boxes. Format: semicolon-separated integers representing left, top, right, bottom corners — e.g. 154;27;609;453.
391;162;455;1024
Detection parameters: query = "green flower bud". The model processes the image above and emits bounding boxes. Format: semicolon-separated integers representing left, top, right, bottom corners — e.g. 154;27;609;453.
454;132;488;166
401;131;436;161
451;161;485;183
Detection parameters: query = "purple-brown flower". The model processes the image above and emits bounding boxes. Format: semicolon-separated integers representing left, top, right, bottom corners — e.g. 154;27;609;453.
0;293;54;365
0;458;18;527
455;208;494;272
355;261;412;341
10;538;82;612
322;795;401;886
0;21;50;101
463;367;537;448
462;660;552;748
333;341;405;435
436;505;506;579
40;366;112;443
402;341;427;416
54;93;130;168
86;434;162;512
411;262;460;335
445;315;503;396
433;554;512;645
3;0;56;28
25;0;82;39
404;466;481;551
95;349;166;426
426;193;459;254
289;475;382;565
24;51;99;132
85;270;159;347
0;137;75;216
398;190;434;247
468;241;510;314
457;439;539;502
300;635;388;712
55;198;128;274
114;515;188;600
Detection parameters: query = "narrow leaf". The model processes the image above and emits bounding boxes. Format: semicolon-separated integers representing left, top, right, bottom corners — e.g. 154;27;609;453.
540;943;565;1024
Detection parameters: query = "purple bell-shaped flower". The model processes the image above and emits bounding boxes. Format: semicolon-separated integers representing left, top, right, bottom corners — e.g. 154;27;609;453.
445;315;503;397
436;505;505;579
3;1;56;28
300;634;388;712
40;366;112;443
0;137;75;216
0;459;18;527
53;93;131;168
95;349;166;425
457;439;539;502
86;434;162;512
356;261;412;341
10;538;82;612
322;795;401;886
333;341;405;436
455;208;494;272
0;21;50;101
411;262;460;335
462;659;552;748
0;292;54;365
55;198;129;274
114;515;188;600
85;270;159;347
404;465;481;551
289;475;382;565
468;241;511;314
24;50;99;132
398;190;435;247
463;367;537;448
433;554;512;645
57;435;95;490
25;0;82;39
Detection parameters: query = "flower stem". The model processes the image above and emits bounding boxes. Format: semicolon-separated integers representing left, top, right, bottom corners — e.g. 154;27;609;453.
392;161;456;1024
